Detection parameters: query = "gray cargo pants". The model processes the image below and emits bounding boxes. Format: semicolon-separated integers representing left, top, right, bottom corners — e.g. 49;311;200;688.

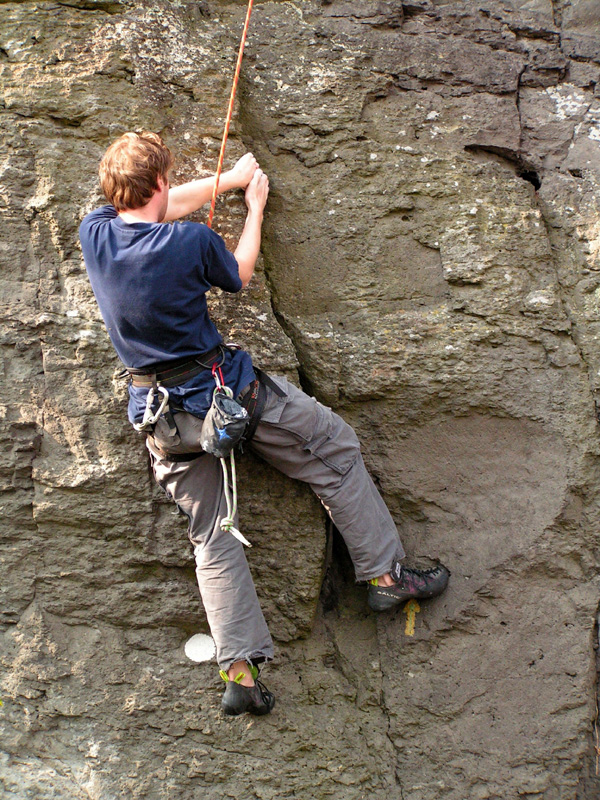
149;376;405;671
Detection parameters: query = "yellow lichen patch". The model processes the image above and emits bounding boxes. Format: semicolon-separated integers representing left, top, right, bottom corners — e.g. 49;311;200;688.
404;599;421;637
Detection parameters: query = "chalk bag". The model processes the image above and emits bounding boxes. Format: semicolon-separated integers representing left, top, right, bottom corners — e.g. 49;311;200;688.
200;387;249;458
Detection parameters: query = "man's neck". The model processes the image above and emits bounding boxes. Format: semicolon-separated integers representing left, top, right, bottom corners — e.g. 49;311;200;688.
118;179;168;224
119;207;160;224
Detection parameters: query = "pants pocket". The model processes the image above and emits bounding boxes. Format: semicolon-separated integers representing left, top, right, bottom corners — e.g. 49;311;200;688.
257;382;361;476
303;403;360;475
152;412;205;455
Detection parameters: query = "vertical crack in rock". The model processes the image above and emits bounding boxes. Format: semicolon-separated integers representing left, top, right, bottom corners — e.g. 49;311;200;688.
593;605;600;790
0;132;47;629
551;0;567;30
318;527;403;796
30;338;46;597
377;623;406;800
532;188;600;790
537;197;591;374
576;603;600;796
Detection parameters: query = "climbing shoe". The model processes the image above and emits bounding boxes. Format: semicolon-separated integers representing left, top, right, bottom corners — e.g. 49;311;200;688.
367;561;450;612
220;667;275;717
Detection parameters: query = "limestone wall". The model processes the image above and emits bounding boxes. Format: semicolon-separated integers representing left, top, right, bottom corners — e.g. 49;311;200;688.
1;1;600;798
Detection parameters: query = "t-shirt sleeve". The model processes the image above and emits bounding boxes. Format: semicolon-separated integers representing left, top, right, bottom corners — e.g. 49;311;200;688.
201;227;243;293
79;205;118;246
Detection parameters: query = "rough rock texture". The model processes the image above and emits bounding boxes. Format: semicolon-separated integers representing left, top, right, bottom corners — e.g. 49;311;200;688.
2;1;600;798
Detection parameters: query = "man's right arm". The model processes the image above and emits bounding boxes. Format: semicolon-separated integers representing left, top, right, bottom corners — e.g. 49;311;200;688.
234;168;270;288
164;153;259;222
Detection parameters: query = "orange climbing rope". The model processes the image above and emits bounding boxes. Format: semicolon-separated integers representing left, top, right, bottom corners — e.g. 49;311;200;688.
207;0;255;229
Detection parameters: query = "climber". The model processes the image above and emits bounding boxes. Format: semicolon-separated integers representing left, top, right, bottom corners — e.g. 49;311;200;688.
79;131;450;717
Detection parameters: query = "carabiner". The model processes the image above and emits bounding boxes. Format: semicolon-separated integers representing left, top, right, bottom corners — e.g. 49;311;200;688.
133;385;170;431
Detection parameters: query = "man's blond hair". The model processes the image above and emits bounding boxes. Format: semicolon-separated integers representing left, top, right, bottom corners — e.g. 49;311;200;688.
99;131;173;211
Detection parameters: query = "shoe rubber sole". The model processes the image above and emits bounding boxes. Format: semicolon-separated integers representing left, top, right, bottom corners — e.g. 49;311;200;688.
367;588;419;612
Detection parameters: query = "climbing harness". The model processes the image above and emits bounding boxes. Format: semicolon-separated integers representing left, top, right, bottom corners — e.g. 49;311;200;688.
128;347;225;433
127;347;223;388
207;0;255;229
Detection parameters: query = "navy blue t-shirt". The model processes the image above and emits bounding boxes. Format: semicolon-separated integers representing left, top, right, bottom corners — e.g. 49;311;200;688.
79;205;255;423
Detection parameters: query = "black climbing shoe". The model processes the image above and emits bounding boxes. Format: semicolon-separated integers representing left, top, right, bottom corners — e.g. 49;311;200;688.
367;561;450;612
220;667;275;717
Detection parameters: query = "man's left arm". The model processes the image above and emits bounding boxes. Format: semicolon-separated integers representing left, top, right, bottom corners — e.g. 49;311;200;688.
164;152;258;221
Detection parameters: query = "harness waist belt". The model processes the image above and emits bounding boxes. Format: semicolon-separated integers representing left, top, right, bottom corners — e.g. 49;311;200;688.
127;347;223;388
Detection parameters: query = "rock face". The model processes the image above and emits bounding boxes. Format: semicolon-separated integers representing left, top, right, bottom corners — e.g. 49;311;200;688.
1;1;600;798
